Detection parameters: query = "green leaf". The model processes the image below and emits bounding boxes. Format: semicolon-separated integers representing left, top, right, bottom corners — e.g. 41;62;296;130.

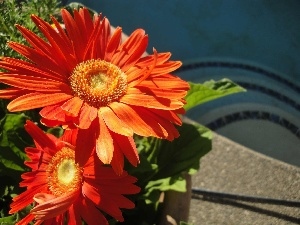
0;113;31;179
0;205;32;224
0;114;31;218
0;0;61;59
47;126;63;137
130;120;212;209
0;214;18;224
184;79;246;111
153;122;212;180
126;152;159;188
144;176;187;204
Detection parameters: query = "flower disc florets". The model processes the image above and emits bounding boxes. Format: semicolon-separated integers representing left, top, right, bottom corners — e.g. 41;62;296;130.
46;147;82;196
69;59;128;108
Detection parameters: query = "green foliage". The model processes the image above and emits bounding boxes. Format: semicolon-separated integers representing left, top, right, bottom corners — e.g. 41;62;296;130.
0;0;61;59
0;213;19;224
0;113;31;177
0;113;33;220
121;122;212;224
0;204;32;224
184;79;246;111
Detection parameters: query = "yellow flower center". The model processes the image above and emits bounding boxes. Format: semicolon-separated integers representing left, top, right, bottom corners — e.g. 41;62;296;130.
46;147;82;197
69;59;128;108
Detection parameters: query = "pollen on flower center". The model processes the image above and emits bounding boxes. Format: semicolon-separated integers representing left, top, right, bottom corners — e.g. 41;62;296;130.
46;147;82;197
69;59;128;108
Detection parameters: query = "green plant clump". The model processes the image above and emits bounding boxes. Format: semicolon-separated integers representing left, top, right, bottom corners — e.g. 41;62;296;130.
0;0;61;59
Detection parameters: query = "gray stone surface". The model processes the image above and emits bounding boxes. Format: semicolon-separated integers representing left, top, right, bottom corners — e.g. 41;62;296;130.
189;133;300;225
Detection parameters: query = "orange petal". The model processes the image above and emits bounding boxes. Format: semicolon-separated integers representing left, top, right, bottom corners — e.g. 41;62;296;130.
104;27;122;61
137;107;180;141
96;115;114;164
0;57;66;82
99;106;133;136
127;48;158;87
120;93;184;110
73;10;88;44
24;120;57;154
75;103;97;129
40;118;64;128
118;35;148;72
0;74;71;93
136;76;189;91
8;42;66;76
149;108;183;126
30;15;76;72
60;129;78;147
82;15;101;60
150;61;182;75
92;17;111;60
33;193;56;204
49;15;73;51
78;191;108;225
109;102;155;137
31;190;79;220
112;134;139;167
10;185;45;214
61;9;85;61
135;52;172;66
75;121;97;166
7;92;72;112
127;86;187;99
40;104;66;121
68;203;82;225
0;88;30;99
110;145;124;175
112;102;178;139
20;172;47;188
111;29;146;68
61;97;83;117
83;182;124;222
15;24;52;57
96;193;128;222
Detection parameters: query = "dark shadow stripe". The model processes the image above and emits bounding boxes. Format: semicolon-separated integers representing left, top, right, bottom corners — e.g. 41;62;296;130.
237;81;300;112
178;61;300;94
192;194;300;224
205;110;300;139
192;188;300;207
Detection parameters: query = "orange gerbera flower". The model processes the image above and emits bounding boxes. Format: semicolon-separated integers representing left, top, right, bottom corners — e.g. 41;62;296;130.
10;120;140;225
0;8;189;173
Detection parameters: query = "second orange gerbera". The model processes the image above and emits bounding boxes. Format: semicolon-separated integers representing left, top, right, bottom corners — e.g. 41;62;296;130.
10;120;140;225
0;8;189;174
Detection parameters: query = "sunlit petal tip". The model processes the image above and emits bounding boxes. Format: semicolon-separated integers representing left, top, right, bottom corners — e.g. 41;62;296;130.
96;142;113;165
14;24;22;30
31;191;79;220
33;193;56;204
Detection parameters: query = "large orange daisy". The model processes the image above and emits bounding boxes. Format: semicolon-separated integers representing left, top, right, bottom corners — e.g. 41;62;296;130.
0;8;189;173
10;120;140;225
